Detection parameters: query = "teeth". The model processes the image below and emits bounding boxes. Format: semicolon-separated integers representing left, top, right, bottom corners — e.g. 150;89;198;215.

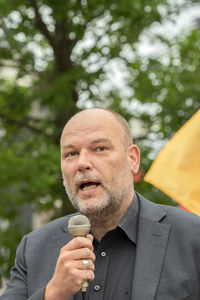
82;184;97;191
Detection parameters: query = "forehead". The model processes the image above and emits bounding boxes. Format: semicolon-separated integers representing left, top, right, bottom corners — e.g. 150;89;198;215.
60;110;124;145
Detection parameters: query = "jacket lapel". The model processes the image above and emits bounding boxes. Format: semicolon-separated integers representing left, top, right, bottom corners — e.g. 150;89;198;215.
131;194;170;300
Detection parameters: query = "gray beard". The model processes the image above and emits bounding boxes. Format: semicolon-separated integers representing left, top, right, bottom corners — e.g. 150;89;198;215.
71;190;121;224
64;175;133;225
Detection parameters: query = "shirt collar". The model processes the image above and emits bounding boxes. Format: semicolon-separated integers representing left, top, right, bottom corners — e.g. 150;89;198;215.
117;192;139;244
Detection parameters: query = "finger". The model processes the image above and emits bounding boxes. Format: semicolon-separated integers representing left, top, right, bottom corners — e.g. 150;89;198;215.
86;234;94;242
62;236;93;252
60;247;96;263
60;258;95;273
81;259;95;271
77;259;95;271
73;269;95;283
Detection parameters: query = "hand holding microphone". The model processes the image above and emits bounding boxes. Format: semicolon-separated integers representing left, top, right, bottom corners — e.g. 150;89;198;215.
44;215;95;300
68;215;92;292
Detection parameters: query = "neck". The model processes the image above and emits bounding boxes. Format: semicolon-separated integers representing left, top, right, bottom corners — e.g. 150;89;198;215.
90;218;119;241
89;196;133;241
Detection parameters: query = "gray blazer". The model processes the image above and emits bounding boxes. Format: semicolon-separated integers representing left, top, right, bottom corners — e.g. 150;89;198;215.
1;193;200;300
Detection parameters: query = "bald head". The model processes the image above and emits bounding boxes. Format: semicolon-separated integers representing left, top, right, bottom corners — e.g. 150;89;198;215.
61;108;133;148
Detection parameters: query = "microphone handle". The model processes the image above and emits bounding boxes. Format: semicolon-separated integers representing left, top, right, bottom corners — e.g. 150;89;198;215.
81;279;88;292
79;233;89;293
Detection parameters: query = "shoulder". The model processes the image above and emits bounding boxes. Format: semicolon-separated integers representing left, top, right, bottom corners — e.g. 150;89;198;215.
14;213;80;263
25;212;78;244
159;204;200;236
137;192;200;234
157;203;200;262
136;192;200;256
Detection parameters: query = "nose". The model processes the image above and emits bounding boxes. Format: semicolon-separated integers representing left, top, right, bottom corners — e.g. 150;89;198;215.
77;150;92;172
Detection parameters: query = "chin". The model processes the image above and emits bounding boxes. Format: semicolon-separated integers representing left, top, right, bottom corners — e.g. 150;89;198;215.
79;202;101;214
81;202;115;220
70;192;113;216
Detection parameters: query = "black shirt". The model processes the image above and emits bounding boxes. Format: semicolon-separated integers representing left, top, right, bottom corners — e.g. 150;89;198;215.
75;194;139;300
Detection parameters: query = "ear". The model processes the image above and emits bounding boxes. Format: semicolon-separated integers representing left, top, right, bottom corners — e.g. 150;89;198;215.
127;144;140;175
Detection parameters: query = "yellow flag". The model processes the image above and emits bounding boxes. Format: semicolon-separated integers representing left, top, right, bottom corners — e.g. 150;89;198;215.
144;110;200;215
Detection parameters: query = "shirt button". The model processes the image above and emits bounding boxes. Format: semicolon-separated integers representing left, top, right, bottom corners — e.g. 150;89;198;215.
94;284;101;291
101;251;106;257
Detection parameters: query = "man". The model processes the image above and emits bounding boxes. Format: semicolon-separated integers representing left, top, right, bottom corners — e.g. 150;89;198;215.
1;108;200;300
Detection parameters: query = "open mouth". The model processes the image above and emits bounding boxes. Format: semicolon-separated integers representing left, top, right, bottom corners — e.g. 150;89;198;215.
80;182;100;191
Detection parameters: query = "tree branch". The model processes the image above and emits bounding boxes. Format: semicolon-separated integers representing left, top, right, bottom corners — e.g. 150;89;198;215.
29;0;55;49
0;112;53;140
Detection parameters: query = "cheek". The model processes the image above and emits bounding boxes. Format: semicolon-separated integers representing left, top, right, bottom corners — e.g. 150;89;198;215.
102;159;124;181
61;161;75;176
62;163;78;189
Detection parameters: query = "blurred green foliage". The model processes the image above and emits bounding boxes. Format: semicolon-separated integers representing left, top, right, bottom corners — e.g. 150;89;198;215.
0;0;199;278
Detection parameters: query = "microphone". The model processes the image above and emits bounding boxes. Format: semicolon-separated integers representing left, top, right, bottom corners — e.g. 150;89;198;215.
68;215;91;292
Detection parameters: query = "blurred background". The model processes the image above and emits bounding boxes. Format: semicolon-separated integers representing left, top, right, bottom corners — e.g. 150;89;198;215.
0;0;200;289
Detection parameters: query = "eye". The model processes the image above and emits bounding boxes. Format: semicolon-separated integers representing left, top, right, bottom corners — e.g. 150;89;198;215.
64;151;79;158
95;146;107;152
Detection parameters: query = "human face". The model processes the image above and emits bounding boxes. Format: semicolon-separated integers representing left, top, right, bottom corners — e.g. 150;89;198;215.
60;110;139;219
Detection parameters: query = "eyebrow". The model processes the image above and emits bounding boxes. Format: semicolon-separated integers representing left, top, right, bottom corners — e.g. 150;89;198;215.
61;144;76;150
90;138;112;146
61;138;113;149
